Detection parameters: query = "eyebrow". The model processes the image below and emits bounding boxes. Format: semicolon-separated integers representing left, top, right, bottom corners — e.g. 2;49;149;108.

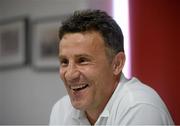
59;54;94;60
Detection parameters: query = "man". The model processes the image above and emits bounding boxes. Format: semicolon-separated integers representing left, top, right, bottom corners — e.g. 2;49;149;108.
50;9;174;125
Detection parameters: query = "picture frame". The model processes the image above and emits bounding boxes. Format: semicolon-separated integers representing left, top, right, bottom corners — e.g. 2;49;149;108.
32;16;66;70
0;17;28;69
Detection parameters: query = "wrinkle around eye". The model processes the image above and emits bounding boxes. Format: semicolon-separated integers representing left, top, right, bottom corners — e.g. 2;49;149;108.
60;63;68;67
77;57;92;65
59;59;69;67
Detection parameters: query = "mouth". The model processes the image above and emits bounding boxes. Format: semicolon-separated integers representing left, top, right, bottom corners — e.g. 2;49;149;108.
70;84;89;91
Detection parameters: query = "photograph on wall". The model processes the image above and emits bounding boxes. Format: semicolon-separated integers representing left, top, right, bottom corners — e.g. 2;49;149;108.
32;16;65;70
0;17;27;69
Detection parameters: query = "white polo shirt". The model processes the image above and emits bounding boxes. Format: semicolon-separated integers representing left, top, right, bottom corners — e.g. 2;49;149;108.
49;74;174;125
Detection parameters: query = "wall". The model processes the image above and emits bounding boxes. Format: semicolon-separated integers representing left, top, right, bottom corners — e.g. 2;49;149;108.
0;0;89;124
0;68;63;124
87;0;112;15
129;0;180;124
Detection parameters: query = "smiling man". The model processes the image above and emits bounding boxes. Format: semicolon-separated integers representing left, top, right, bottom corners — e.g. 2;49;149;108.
49;9;174;125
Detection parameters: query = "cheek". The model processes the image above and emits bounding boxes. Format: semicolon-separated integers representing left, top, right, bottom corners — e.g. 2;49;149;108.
59;68;65;81
92;68;113;92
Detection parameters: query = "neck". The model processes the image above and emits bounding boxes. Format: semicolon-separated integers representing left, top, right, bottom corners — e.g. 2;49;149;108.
85;98;109;125
85;109;102;125
85;79;120;125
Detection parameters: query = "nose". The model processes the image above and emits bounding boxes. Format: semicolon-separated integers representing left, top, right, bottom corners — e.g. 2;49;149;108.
64;63;80;83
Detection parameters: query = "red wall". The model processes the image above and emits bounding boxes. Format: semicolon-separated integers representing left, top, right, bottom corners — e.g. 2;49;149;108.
129;0;180;124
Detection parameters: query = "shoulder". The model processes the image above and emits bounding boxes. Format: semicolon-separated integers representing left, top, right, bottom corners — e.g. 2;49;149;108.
113;77;174;124
54;95;71;107
49;95;72;125
51;95;72;114
113;77;163;114
122;77;165;108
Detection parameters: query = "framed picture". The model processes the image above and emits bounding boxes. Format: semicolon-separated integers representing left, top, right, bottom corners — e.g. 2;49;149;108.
32;16;65;70
0;17;28;69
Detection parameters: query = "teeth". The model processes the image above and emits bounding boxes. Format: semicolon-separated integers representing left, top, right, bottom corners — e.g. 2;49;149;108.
70;84;87;90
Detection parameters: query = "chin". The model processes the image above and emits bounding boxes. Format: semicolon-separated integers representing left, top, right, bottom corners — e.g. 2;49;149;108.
71;100;88;110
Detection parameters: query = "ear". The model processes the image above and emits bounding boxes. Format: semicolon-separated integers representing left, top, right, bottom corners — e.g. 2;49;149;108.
112;52;125;75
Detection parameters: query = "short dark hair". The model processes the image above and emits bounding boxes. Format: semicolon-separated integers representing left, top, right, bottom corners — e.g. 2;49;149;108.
59;9;124;56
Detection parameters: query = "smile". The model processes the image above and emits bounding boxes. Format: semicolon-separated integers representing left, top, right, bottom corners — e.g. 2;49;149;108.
70;84;89;91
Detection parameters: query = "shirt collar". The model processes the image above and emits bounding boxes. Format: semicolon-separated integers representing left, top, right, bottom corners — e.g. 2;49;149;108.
99;73;128;118
71;108;85;119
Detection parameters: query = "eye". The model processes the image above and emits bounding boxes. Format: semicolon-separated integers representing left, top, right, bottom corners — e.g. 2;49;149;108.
78;57;90;65
60;58;69;67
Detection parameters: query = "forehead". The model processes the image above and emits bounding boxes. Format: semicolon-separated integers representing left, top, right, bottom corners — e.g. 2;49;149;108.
59;31;106;56
60;31;104;45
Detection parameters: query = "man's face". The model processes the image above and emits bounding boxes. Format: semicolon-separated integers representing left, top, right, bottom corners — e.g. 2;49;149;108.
59;31;116;112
